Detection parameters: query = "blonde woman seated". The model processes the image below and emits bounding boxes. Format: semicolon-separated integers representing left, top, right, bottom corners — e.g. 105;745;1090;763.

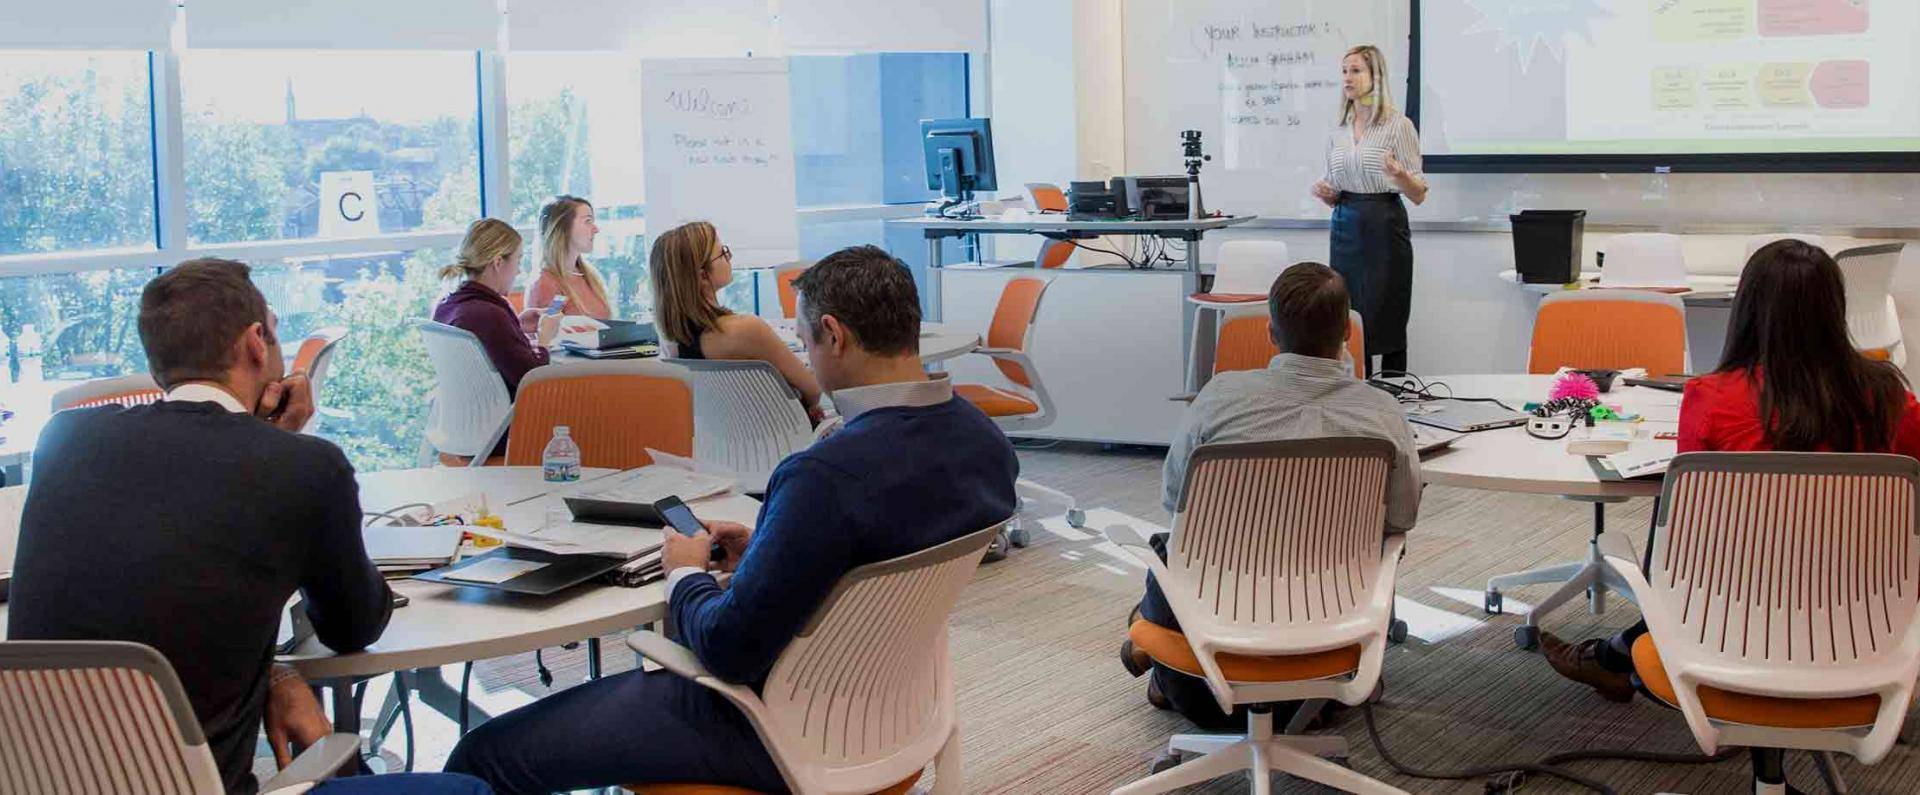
650;221;824;423
522;195;614;324
436;219;562;456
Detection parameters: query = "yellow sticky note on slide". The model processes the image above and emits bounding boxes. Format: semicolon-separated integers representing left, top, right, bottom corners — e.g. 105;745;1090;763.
1652;0;1754;42
1650;67;1698;111
1756;63;1814;107
1700;64;1757;111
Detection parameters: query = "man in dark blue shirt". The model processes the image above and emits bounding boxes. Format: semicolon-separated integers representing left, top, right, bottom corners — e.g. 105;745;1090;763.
9;259;488;795
446;246;1020;794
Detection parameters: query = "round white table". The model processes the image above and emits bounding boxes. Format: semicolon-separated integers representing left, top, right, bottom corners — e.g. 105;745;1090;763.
1414;374;1682;499
1409;374;1683;648
769;318;980;363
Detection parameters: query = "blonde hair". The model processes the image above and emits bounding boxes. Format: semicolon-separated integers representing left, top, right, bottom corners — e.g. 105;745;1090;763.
538;195;614;312
1338;45;1395;128
441;218;522;281
648;220;731;348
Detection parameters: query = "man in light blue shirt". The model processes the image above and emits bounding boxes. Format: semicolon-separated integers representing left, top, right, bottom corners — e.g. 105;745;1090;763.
1127;261;1422;728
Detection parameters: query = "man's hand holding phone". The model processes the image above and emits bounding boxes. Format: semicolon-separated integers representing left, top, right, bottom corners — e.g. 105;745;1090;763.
657;496;751;573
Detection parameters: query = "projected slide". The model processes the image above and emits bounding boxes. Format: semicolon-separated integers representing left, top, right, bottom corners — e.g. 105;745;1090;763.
1420;0;1920;157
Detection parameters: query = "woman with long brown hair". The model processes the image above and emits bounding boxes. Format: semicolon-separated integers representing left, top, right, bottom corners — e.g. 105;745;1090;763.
1544;239;1920;701
526;195;614;320
650;220;823;422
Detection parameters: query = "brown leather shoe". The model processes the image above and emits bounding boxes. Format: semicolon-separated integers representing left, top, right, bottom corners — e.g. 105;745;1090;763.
1146;675;1172;710
1539;632;1635;703
1120;639;1151;678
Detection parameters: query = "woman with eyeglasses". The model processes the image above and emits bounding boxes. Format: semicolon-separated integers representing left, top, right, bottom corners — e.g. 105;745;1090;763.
649;221;824;423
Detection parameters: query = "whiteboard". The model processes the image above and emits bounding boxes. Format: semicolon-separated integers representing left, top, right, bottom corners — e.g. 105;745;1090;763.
1122;0;1411;221
1120;0;1920;227
641;58;799;268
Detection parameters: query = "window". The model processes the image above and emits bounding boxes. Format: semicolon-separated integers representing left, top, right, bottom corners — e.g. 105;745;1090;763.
790;53;968;207
179;51;481;245
253;248;452;472
0;51;155;256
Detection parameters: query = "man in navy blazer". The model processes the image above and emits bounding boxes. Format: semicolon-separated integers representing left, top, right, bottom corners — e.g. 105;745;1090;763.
446;245;1019;794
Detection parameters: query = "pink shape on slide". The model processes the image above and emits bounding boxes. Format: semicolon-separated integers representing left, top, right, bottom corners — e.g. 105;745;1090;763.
1759;0;1869;37
1811;61;1869;108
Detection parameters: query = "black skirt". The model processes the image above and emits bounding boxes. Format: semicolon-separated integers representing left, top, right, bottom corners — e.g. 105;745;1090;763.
1329;191;1413;355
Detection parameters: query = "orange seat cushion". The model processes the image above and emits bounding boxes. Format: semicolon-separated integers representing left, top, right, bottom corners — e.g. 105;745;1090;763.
627;770;920;795
1190;292;1267;304
955;383;1039;417
1631;634;1881;730
1129;620;1361;683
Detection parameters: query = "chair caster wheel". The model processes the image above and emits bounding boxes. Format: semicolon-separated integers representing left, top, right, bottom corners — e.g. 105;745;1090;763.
1515;625;1540;651
1067;508;1087;528
1149;751;1183;775
1387;619;1408;644
1484;591;1504;615
984;530;1010;562
1008;527;1031;547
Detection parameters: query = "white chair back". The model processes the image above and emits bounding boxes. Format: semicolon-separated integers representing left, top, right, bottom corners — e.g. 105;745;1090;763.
298;327;349;434
664;358;813;493
1835;243;1907;355
756;524;1000;794
1601;233;1688;289
1211;241;1292;296
49;373;163;412
415;320;512;459
1644;452;1920;761
0;640;226;795
1743;233;1829;261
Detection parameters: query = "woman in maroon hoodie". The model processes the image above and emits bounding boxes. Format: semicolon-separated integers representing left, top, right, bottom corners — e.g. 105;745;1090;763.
433;218;561;457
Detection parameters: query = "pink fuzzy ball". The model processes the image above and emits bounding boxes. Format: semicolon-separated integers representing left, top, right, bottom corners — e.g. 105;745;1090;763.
1550;372;1601;402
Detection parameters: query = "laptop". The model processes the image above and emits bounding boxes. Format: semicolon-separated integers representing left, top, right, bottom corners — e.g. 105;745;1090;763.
1411;425;1464;454
1404;399;1530;433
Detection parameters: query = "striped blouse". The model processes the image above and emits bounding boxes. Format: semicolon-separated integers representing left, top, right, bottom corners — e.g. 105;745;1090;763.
1324;111;1425;195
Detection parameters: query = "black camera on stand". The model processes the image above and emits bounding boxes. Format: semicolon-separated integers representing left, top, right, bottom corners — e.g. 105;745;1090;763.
1181;130;1210;220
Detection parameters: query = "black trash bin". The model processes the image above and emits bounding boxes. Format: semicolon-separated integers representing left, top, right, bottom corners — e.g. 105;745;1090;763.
1510;210;1587;284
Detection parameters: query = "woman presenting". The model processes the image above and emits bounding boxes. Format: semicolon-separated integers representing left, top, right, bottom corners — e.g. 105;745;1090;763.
1312;44;1427;377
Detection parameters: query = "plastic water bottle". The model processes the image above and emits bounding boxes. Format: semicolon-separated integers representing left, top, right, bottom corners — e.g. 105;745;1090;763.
542;425;581;482
16;324;42;384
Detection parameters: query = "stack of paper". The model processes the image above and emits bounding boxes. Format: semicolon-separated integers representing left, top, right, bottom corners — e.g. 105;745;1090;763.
1592;441;1677;481
472;521;666;559
555;315;610;349
567;464;733;505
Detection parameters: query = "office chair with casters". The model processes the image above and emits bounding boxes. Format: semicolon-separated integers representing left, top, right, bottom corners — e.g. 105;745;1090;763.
1600;452;1920;795
666;358;812;494
1184;241;1290;392
291;326;348;434
1105;439;1408;795
0;640;361;795
1600;233;1689;290
504;360;693;469
1835;243;1908;367
49;373;163;412
623;522;1003;795
953;277;1081;558
415;320;513;467
1490;290;1690;648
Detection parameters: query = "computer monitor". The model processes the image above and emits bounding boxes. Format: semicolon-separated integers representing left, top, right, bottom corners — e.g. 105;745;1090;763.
921;117;997;205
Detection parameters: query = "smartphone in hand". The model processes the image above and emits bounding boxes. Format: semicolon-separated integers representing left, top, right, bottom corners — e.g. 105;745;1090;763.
653;496;705;537
546;295;568;316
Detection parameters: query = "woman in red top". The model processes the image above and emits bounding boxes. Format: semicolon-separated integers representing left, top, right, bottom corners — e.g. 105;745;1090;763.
1544;239;1920;701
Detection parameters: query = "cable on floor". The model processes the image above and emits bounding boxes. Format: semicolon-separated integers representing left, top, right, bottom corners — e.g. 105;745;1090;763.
1360;702;1737;794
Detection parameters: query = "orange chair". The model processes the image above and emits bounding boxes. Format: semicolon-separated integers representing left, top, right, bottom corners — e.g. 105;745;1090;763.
1035;238;1074;269
953;277;1082;557
1212;311;1366;379
502;361;694;469
49;374;164;412
775;264;807;319
1025;182;1068;213
290;327;348;433
1528;290;1689;376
